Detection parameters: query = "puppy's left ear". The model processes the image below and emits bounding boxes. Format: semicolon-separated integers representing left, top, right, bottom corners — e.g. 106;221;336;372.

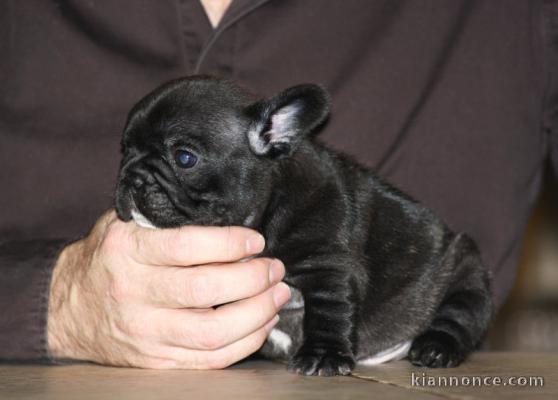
245;84;330;157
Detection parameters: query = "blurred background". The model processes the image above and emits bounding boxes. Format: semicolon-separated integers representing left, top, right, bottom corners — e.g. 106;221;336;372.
487;165;558;351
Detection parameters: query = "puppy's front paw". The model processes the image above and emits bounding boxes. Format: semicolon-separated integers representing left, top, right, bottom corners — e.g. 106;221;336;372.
287;349;355;376
409;331;465;368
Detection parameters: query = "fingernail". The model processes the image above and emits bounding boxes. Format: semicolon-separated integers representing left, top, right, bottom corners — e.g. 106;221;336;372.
273;282;291;309
264;315;280;334
246;233;265;254
268;259;285;284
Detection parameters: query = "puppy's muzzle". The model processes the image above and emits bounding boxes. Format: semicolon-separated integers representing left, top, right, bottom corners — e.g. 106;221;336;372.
117;153;195;220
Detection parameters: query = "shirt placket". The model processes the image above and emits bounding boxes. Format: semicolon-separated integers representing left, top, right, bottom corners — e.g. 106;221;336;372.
180;0;272;76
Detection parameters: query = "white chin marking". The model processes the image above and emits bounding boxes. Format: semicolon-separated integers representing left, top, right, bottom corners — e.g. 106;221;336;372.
268;328;292;355
131;209;156;229
357;340;412;366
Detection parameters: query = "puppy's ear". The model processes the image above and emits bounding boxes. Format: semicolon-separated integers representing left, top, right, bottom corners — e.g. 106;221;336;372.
245;84;330;157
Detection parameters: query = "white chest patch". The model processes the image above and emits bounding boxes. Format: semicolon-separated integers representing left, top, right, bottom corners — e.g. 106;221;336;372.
357;340;412;365
268;328;293;354
131;209;156;229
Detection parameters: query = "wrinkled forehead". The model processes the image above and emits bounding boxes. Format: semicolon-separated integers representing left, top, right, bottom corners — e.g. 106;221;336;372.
128;86;251;151
159;105;248;151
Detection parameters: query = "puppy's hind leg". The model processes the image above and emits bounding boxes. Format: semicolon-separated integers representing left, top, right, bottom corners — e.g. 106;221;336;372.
409;233;493;368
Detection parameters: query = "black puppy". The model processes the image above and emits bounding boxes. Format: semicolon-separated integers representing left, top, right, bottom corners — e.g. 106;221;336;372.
115;76;492;376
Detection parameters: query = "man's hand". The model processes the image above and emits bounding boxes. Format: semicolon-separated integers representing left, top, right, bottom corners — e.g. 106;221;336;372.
47;210;290;369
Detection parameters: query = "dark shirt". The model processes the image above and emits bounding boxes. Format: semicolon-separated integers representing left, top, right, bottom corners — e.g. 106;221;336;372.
1;0;558;361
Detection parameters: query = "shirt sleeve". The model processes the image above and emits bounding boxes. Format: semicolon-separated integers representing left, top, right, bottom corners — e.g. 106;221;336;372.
0;238;68;362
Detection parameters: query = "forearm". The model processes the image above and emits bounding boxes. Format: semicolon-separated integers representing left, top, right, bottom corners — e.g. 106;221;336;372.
0;238;68;362
290;254;361;353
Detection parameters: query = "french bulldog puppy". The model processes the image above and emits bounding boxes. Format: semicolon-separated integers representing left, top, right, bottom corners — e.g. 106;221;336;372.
115;76;492;376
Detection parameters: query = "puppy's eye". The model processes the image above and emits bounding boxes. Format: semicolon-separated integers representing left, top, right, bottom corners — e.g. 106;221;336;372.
174;149;198;168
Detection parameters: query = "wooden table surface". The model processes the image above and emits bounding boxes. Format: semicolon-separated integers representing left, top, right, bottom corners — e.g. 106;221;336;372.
0;352;555;399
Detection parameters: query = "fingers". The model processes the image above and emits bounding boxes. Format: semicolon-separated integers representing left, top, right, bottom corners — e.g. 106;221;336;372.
90;213;286;370
179;318;280;369
126;224;265;266
142;319;280;370
155;283;291;350
143;258;285;308
189;317;279;370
